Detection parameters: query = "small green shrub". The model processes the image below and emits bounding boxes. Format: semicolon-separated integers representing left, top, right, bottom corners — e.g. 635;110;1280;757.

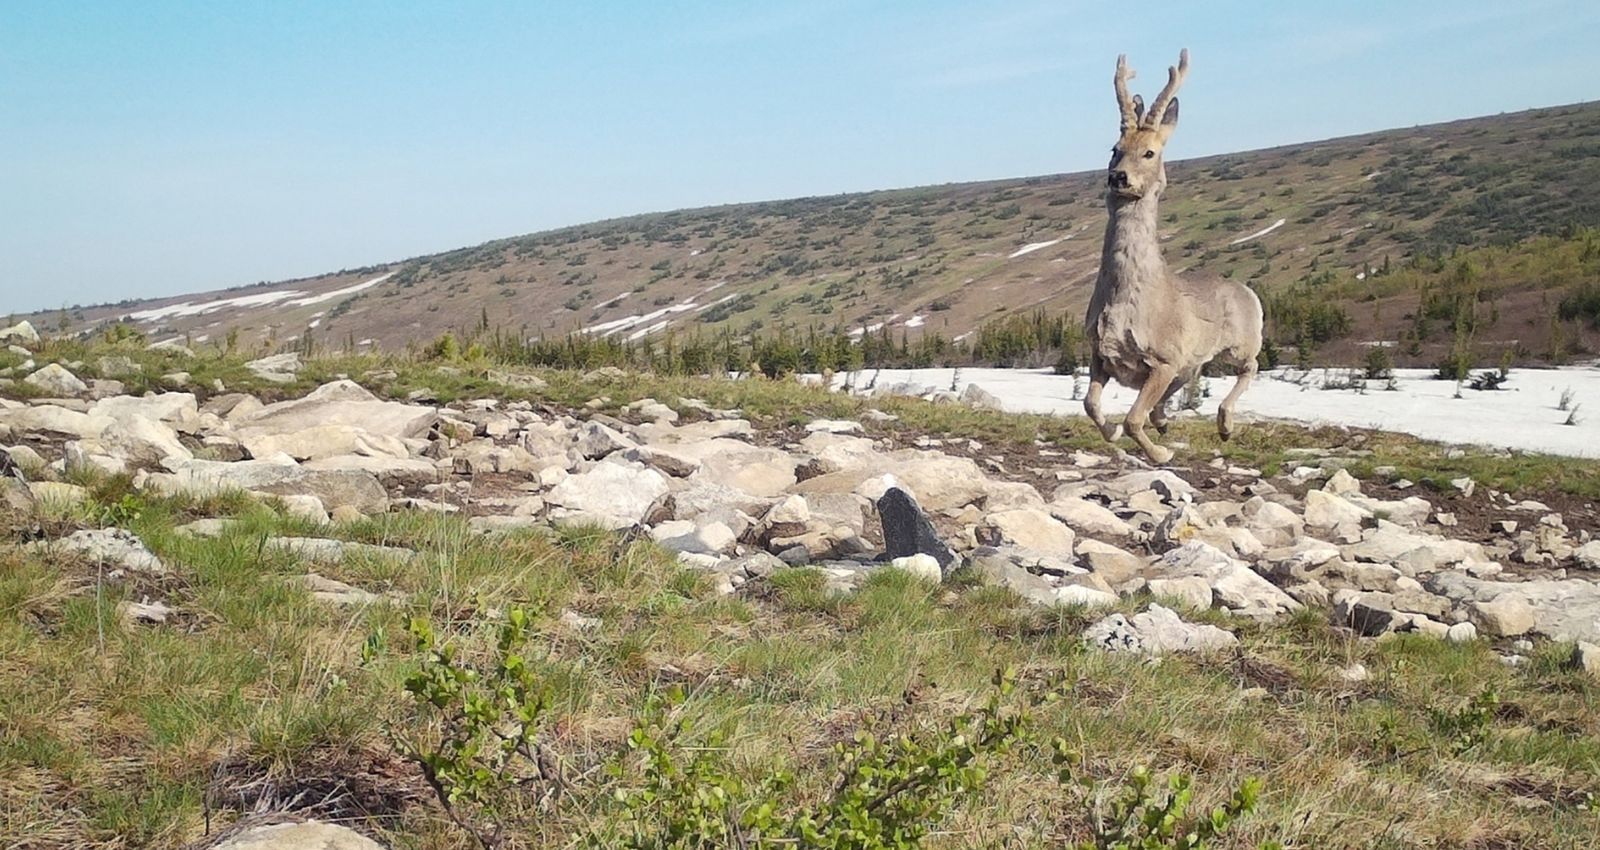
395;618;1277;850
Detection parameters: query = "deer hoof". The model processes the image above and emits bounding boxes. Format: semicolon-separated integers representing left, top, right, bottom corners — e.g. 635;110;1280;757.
1146;445;1175;465
1099;422;1123;442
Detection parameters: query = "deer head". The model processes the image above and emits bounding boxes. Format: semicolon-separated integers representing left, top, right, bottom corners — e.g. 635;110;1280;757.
1107;49;1188;201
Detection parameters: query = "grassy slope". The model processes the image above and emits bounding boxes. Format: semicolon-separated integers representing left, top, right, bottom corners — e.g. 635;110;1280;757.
3;344;1600;848
17;103;1600;362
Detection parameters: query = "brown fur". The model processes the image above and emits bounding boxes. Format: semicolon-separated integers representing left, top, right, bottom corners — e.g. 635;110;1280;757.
1084;50;1264;464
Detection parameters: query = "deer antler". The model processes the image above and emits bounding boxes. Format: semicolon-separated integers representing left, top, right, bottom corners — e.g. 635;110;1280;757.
1143;48;1188;128
1114;54;1139;134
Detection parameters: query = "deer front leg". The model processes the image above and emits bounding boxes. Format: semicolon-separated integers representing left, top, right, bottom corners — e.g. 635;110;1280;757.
1125;364;1178;464
1217;360;1258;441
1084;354;1121;442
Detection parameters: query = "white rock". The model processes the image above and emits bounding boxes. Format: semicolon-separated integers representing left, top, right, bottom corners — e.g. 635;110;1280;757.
546;461;669;527
979;509;1076;554
652;520;737;556
244;352;302;383
804;418;862;434
1047;496;1133;537
887;554;942;584
1303;489;1370;529
1083;603;1237;655
0;320;40;345
1155;541;1302;615
1324;468;1361;496
1054;584;1118;608
212;820;384;850
24;363;89;396
1467;594;1537;638
37;528;166;575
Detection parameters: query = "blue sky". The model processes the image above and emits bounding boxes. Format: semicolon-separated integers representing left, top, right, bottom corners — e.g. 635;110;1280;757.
3;1;1596;313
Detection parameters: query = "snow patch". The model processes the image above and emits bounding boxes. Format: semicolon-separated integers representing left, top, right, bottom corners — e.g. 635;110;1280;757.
126;289;308;322
1229;219;1286;246
1008;238;1062;259
286;272;395;307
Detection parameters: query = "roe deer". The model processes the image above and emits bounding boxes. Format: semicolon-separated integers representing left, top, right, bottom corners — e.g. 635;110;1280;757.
1083;49;1264;464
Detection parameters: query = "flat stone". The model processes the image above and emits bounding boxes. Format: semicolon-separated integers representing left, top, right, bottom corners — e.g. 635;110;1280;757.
152;458;390;514
212;820;384;850
1467;594;1537;638
966;547;1059;606
265;537;415;563
244;352;302;383
1048;496;1133;537
1083;603;1238;655
36;528;165;575
978;508;1076;555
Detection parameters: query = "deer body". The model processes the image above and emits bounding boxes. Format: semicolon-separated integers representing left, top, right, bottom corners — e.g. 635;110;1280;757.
1082;50;1263;463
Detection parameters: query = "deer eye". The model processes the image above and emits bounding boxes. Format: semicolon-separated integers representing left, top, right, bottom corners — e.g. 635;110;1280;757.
1143;150;1156;159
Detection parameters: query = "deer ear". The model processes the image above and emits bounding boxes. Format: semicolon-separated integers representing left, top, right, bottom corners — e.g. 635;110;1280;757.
1155;97;1180;141
1132;94;1145;124
1160;97;1179;127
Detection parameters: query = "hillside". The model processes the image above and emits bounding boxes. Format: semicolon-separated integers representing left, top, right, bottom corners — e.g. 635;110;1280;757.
16;101;1600;364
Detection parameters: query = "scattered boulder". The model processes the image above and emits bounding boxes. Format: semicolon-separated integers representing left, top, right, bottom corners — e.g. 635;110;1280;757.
232;381;436;441
1303;489;1369;531
0;320;40;345
487;369;548;391
244;352;302;383
877;487;955;571
958;383;1005;411
1570;641;1600;677
1466;594;1537;638
545;461;669;528
1153;541;1302;616
24;363;89;396
151;457;391;515
1083;604;1238;655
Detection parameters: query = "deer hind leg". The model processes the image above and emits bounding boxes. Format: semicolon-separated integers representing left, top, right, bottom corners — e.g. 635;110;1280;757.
1125;365;1178;464
1217;360;1258;441
1083;354;1121;442
1149;372;1190;435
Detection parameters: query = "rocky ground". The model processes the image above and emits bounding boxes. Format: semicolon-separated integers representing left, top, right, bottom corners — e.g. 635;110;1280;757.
5;325;1598;664
3;320;1599;849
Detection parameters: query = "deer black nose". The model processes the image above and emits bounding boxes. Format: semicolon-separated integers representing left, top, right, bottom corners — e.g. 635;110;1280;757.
1109;171;1130;188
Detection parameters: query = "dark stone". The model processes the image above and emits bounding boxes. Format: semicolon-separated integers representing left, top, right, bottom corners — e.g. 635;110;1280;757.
877;487;956;571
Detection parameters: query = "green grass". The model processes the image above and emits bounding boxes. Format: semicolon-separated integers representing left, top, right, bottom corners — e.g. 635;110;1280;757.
3;466;1599;847
5;343;1600;846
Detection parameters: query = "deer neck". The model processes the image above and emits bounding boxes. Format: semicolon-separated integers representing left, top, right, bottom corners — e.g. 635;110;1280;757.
1099;192;1170;301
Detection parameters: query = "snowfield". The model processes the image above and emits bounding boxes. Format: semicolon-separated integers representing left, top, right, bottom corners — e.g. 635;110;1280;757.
831;366;1600;458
